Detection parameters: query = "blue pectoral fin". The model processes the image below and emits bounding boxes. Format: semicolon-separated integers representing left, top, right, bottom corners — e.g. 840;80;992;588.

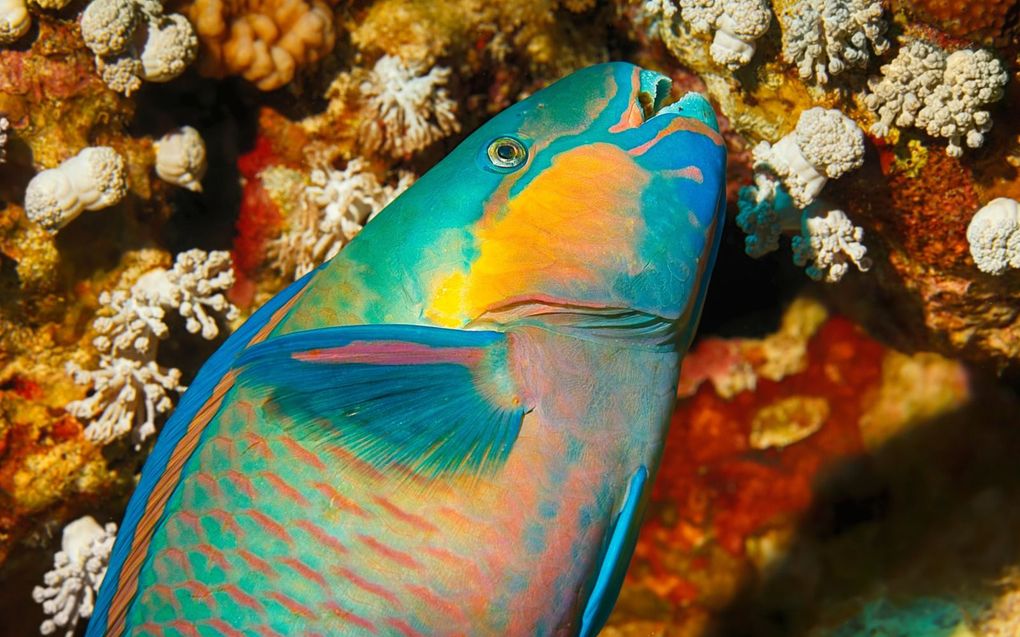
235;324;529;479
580;465;649;637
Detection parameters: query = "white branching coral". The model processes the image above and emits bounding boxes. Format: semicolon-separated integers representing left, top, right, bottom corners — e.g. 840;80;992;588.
67;249;238;445
269;160;414;279
32;516;117;637
154;126;207;192
967;197;1020;276
24;146;128;233
752;107;865;208
780;0;889;84
359;55;460;158
865;40;1008;157
81;0;197;95
646;0;771;69
0;0;29;45
792;208;872;282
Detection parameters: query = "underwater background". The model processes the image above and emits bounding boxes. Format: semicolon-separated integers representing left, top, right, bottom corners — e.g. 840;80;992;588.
0;0;1019;635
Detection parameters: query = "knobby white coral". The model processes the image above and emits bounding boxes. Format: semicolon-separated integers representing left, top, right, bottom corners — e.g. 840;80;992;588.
32;516;117;637
154;126;207;191
792;208;872;282
780;0;889;84
359;55;460;158
865;40;1008;156
0;0;29;45
81;0;197;95
967;197;1020;275
752;107;865;208
647;0;771;69
24;146;128;233
67;249;238;444
269;160;414;279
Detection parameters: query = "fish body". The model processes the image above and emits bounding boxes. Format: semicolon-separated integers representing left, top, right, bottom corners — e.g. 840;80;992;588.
89;62;727;636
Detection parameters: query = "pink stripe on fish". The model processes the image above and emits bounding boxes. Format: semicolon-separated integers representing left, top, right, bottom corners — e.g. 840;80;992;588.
310;481;370;518
279;556;329;589
332;565;401;606
194;544;230;571
203;619;246;637
259;471;311;507
219;583;266;613
224;469;258;500
357;535;421;570
266;591;317;620
241;509;293;544
294;519;349;555
207;509;243;536
663;165;704;183
386;618;427;637
279;436;328;471
324;601;378;633
236;549;276;577
372;496;439;534
292;341;484;366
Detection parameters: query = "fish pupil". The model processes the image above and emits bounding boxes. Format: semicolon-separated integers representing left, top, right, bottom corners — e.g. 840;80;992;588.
486;136;527;169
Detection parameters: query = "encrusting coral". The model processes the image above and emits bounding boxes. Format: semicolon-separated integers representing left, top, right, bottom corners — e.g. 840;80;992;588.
66;249;238;445
778;0;889;84
31;516;117;637
182;0;338;90
967;197;1020;276
23;146;128;233
865;39;1008;157
154;126;207;192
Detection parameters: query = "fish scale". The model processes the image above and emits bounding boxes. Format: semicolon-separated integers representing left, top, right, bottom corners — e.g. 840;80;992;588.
89;62;727;637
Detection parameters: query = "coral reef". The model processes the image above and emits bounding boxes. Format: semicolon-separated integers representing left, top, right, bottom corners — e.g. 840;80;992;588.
0;0;1019;633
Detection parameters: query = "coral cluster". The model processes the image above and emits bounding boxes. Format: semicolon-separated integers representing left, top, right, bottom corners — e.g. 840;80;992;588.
778;0;889;84
182;0;337;90
268;158;413;279
32;516;116;637
865;40;1008;157
647;0;772;70
66;250;237;445
80;0;198;95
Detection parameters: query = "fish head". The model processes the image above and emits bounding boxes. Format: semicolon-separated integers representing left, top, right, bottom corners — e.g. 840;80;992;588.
361;63;727;343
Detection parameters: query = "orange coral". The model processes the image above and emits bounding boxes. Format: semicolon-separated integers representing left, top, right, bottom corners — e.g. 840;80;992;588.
182;0;339;90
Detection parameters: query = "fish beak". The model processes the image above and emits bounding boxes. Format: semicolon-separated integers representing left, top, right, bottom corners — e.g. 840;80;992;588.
633;69;720;134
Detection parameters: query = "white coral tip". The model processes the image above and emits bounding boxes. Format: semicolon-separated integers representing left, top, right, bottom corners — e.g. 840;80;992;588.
155;126;207;191
967;197;1020;275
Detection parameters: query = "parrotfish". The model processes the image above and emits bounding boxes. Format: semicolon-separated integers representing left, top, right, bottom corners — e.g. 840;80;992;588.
89;61;727;637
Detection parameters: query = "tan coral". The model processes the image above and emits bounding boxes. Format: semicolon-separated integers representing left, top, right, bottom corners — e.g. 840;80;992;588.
184;0;338;90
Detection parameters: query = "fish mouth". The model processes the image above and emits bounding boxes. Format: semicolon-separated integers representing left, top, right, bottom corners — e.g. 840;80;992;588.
631;69;719;132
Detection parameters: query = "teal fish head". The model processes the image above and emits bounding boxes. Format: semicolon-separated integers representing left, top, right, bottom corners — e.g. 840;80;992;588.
350;62;727;337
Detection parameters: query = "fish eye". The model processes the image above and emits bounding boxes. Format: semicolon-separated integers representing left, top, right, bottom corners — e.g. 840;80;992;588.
486;137;528;170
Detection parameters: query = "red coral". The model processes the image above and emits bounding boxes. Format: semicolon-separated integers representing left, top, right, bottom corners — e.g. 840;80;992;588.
635;316;886;600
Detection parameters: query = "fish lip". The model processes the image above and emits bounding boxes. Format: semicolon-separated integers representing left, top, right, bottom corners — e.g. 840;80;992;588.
633;69;674;123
